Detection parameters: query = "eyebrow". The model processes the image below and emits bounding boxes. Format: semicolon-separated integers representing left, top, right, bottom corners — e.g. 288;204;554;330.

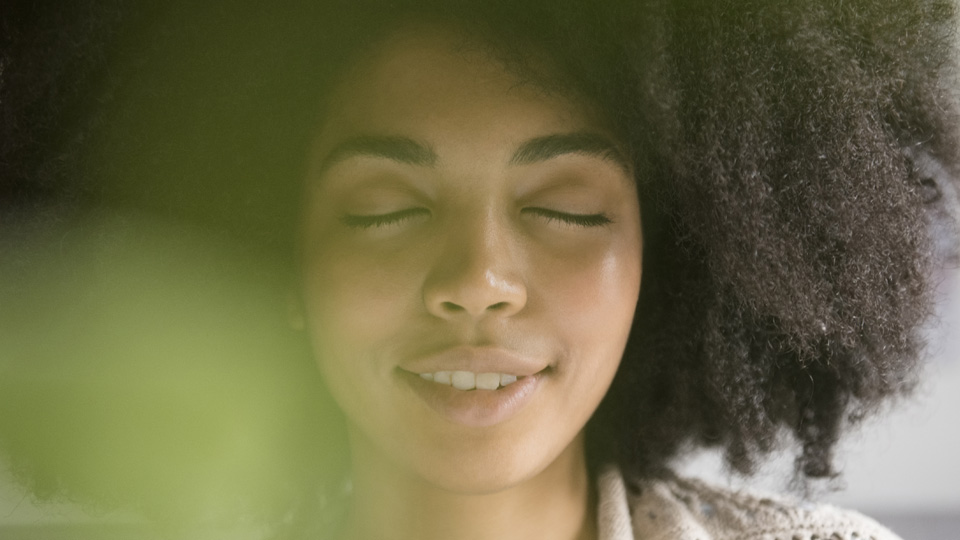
509;132;630;173
317;135;437;176
316;131;630;177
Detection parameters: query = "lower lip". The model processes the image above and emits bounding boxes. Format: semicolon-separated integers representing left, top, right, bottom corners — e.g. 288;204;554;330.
398;370;544;428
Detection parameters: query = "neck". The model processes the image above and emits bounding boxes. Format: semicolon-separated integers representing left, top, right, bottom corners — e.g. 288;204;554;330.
340;433;597;540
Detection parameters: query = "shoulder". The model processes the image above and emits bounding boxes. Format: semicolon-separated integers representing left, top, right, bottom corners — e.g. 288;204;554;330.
598;467;903;540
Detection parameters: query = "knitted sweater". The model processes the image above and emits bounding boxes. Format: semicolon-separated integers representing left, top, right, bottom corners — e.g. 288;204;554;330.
597;467;903;540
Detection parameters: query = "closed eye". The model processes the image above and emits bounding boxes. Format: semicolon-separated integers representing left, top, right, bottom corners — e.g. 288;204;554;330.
522;208;613;227
340;208;430;229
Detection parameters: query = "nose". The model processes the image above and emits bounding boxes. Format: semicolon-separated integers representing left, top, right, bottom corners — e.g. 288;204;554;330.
422;217;527;320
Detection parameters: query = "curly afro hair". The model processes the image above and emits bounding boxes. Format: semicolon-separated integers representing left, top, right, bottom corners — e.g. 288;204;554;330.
584;0;960;481
1;0;958;528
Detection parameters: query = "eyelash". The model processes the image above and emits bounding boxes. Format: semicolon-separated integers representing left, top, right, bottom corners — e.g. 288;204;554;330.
340;208;612;229
340;208;430;229
523;208;613;227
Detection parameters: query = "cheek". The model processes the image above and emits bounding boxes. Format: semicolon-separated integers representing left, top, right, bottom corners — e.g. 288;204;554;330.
541;235;641;329
300;252;421;438
535;231;642;384
304;239;418;334
300;246;420;390
299;198;416;342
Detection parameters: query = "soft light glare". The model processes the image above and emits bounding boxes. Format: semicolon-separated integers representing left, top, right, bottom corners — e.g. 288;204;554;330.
0;210;347;531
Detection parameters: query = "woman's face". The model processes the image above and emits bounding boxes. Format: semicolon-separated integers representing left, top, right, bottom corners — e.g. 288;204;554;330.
300;28;642;493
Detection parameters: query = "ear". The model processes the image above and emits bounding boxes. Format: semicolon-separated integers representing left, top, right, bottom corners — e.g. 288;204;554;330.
287;292;306;331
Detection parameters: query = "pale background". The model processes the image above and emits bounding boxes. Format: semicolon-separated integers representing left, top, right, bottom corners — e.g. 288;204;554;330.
679;264;960;538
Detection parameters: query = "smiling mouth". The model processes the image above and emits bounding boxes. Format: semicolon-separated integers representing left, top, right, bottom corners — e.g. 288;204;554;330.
417;370;520;390
397;367;547;427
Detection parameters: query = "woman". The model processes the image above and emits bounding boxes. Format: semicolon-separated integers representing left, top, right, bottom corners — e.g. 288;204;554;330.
1;1;957;539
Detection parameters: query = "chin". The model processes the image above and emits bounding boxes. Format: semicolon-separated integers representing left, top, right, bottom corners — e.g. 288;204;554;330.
412;454;541;495
401;430;579;495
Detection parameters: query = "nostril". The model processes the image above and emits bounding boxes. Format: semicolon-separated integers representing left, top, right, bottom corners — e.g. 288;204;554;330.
441;301;465;312
487;302;509;311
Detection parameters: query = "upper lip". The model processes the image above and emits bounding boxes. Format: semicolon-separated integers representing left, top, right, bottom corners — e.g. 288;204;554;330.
398;346;547;376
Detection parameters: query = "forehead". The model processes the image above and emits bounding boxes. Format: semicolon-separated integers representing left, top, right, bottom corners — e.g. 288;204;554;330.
317;26;606;149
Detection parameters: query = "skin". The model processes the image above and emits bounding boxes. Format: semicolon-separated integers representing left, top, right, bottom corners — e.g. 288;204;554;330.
299;26;643;540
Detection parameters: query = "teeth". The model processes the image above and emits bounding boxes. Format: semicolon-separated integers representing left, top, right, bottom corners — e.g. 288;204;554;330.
475;372;500;390
451;371;475;390
418;370;520;390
